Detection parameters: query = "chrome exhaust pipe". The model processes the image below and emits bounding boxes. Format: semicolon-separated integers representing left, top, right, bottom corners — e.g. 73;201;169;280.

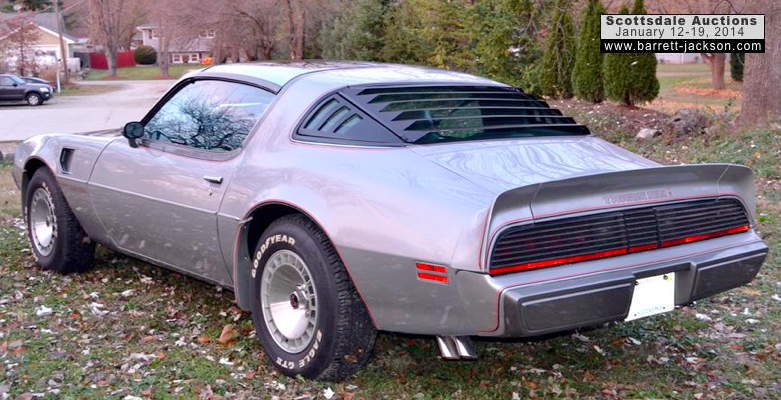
436;336;476;360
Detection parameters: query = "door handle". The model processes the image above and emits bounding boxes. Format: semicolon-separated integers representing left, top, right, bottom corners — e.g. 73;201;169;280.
203;175;223;184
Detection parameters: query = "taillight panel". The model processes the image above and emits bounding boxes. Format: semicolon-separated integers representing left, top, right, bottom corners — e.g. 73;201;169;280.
489;198;750;275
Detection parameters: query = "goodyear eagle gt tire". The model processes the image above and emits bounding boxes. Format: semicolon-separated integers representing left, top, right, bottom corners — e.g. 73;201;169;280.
250;215;376;380
25;168;95;273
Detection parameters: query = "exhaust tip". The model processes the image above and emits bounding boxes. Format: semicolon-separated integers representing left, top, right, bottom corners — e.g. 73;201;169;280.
436;336;476;360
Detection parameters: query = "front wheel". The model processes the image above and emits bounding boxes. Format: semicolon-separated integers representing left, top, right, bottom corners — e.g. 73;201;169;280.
250;215;376;380
25;168;95;273
25;92;42;106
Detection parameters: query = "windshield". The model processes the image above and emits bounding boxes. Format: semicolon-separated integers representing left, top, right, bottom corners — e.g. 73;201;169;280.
9;76;25;85
343;85;590;144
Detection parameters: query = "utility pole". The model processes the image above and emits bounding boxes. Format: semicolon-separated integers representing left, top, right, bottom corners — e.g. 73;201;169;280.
53;0;70;84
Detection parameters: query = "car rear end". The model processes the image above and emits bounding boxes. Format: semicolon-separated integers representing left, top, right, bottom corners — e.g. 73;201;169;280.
454;164;767;338
298;77;767;350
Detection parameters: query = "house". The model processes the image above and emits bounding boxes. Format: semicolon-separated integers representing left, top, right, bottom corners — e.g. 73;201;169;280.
656;53;702;64
135;24;214;64
0;12;86;72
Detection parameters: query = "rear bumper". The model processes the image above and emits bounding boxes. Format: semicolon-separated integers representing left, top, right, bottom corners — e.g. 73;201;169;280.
457;232;767;337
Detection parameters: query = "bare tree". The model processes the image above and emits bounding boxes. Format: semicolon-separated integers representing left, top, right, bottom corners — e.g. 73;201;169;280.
285;0;305;60
229;0;280;60
88;0;145;76
654;0;746;90
4;15;40;76
738;0;781;127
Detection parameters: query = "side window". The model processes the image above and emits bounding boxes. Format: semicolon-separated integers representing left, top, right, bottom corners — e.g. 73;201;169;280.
0;77;13;86
144;80;274;151
296;95;401;145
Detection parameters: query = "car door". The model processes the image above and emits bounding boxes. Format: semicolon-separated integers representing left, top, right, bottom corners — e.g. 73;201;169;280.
0;76;24;100
88;78;275;285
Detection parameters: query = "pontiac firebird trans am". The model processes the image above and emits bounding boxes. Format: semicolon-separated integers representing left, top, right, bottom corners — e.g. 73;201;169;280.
12;62;768;380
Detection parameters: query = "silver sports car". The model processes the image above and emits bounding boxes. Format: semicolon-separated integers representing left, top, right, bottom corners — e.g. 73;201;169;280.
12;62;768;380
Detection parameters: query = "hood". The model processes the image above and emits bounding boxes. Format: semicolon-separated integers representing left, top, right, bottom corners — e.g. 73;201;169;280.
26;83;51;90
409;136;660;194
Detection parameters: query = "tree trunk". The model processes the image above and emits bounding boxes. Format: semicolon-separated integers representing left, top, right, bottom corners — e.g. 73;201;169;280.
285;0;304;60
701;53;726;89
106;45;117;77
738;2;781;127
710;54;725;89
159;21;170;78
261;44;273;60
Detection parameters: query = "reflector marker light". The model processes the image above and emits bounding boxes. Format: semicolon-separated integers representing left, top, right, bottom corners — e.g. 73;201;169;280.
416;263;449;283
490;224;750;276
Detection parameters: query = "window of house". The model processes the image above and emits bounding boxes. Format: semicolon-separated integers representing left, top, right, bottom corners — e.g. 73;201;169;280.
143;80;275;152
189;53;200;63
199;30;216;39
172;54;182;64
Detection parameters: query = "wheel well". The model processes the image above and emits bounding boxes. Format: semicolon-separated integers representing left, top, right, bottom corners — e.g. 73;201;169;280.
246;203;307;253
232;203;317;310
21;158;48;203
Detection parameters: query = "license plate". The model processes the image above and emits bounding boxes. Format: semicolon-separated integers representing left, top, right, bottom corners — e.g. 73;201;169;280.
625;273;675;321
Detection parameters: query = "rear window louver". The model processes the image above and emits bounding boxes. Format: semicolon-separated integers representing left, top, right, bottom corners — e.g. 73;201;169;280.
341;85;590;144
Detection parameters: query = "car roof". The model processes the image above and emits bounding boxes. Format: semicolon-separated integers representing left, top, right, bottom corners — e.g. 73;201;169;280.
197;61;503;92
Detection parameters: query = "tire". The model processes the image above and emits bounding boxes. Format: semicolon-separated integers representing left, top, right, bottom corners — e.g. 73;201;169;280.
250;215;376;381
25;92;42;106
25;168;95;273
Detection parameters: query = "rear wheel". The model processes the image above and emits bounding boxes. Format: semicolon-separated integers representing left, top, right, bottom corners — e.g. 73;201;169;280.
250;215;376;380
25;92;42;106
25;168;95;273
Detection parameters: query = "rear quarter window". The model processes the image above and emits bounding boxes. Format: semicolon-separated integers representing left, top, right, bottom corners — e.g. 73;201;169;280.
295;94;403;146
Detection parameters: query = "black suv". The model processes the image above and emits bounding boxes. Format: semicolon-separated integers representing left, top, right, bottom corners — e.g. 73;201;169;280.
0;73;53;106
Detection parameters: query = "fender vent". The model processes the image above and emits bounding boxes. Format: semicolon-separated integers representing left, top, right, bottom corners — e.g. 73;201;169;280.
59;148;74;173
490;198;750;275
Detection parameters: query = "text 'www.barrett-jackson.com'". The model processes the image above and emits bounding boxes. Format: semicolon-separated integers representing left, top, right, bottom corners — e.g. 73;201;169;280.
601;14;765;53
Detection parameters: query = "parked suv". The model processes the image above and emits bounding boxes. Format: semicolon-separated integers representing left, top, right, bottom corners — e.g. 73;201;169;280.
0;74;53;106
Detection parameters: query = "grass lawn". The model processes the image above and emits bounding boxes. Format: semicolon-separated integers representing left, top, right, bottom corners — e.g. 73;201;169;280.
57;84;124;96
657;63;710;74
0;127;779;399
651;63;741;114
85;65;208;81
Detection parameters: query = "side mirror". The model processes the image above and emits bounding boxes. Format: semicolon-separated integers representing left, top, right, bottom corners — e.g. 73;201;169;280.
12;83;18;87
122;121;145;148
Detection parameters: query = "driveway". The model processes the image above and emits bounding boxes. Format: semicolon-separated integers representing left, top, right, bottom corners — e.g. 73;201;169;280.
0;80;174;143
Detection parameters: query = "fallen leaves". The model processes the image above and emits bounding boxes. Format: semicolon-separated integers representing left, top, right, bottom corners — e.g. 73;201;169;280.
218;324;239;345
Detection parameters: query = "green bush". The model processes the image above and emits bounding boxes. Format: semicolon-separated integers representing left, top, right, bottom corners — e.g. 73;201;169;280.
470;0;540;88
134;45;157;65
572;0;605;102
603;5;632;104
730;52;744;82
604;1;658;106
627;0;659;103
320;0;388;61
539;0;576;98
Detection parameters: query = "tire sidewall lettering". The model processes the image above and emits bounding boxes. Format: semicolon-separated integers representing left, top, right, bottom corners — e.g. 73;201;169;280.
273;329;323;370
251;234;296;278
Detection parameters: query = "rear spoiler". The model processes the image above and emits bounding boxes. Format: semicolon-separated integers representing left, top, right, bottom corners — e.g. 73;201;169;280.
485;164;756;267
